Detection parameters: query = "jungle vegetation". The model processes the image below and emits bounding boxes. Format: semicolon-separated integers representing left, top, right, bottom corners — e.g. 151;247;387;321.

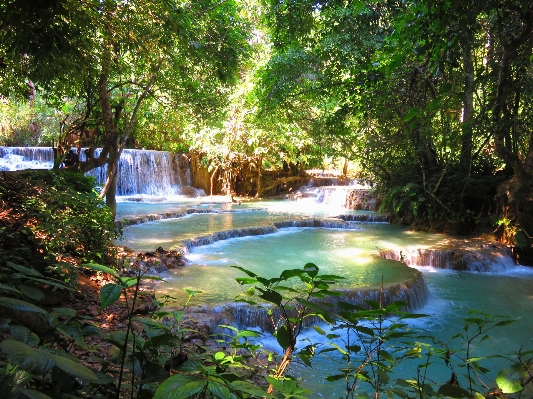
2;1;533;398
2;0;533;250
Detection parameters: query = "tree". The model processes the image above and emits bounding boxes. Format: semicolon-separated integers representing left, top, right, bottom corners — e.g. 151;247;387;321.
1;0;251;217
256;0;533;246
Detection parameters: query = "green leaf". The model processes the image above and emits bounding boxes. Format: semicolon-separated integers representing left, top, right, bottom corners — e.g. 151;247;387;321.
303;263;319;278
7;261;43;276
312;325;326;335
18;284;45;302
207;380;232;399
365;299;381;310
231;266;257;278
275;324;292;351
48;352;99;383
81;263;120;279
230;380;269;397
437;384;472;398
57;324;89;350
10;325;40;347
153;374;207;399
496;364;527;394
0;340;54;374
100;283;122;309
235;277;258;285
258;288;282;306
0;297;48;315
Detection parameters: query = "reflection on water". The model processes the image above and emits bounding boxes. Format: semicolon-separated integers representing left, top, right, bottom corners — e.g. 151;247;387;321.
155;228;419;304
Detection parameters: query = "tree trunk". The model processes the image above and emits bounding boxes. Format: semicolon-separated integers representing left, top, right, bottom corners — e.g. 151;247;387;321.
459;28;474;175
255;157;262;198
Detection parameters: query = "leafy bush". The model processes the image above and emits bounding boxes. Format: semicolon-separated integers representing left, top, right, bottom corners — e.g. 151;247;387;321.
1;170;118;281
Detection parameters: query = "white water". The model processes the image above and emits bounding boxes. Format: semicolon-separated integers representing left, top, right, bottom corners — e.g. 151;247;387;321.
0;146;204;197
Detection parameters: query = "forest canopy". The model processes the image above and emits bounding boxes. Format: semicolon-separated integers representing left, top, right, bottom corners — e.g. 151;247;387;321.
1;0;533;250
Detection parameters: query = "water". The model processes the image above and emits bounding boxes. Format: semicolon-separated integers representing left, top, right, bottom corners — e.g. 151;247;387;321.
6;147;532;396
291;267;533;398
153;228;420;304
116;199;533;397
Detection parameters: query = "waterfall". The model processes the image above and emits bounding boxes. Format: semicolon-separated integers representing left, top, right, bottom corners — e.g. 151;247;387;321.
0;146;54;170
167;217;365;255
213;272;429;332
287;184;378;211
379;245;516;272
0;146;204;197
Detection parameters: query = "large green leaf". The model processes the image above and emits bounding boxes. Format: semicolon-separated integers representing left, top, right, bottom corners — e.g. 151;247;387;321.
230;380;270;397
207;380;232;399
437;384;472;398
0;297;48;315
153;374;207;399
0;340;54;374
10;325;40;347
275;324;291;351
48;352;99;383
100;283;122;309
496;364;526;394
7;261;43;277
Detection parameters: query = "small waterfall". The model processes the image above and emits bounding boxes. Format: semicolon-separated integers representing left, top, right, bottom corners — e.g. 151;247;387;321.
336;214;389;223
0;146;203;197
83;149;202;197
0;146;54;170
171;217;364;255
379;245;516;272
213;272;429;332
287;184;378;211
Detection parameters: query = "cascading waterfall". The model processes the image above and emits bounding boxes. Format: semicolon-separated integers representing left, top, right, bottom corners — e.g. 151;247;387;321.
287;184;378;210
212;272;429;332
0;146;54;170
0;146;204;197
379;245;516;272
177;218;364;254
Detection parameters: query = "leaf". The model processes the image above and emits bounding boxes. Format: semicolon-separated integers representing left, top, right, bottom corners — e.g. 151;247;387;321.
258;288;282;306
279;268;304;280
231;266;257;278
230;380;269;397
153;374;207;399
18;284;45;302
235;277;258;285
49;352;99;383
275;324;292;351
100;283;123;309
365;299;381;310
10;325;40;347
0;340;54;374
207;380;232;399
303;263;319;278
0;297;48;315
312;325;326;335
496;364;526;394
57;324;89;350
81;263;120;279
437;384;472;398
7;261;43;276
403;107;419;122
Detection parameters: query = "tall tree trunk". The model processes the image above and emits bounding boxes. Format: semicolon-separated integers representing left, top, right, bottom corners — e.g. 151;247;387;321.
460;29;474;175
255;156;262;198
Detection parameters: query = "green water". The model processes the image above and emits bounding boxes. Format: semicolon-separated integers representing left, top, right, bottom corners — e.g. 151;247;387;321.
117;199;533;398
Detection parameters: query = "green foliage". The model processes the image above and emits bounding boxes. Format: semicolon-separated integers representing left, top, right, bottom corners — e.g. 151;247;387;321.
0;170;117;281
